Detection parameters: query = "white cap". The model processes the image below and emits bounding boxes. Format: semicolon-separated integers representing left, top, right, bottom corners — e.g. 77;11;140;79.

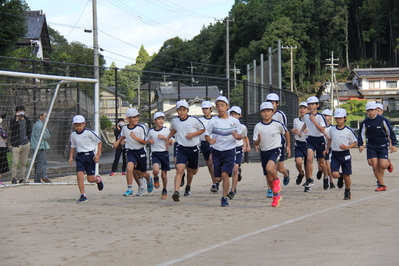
366;101;377;110
307;96;319;103
334;108;347;118
376;103;383;110
322;109;332;116
229;106;242;115
215;96;229;105
260;102;274;111
126;108;140;117
202;101;212;108
72;115;85;124
176;100;189;109
153;111;165;120
266;93;279;101
299;102;308;107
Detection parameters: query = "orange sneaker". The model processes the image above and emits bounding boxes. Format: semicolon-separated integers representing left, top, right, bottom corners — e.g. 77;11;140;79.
272;193;282;207
387;160;393;173
375;185;387;192
272;178;281;194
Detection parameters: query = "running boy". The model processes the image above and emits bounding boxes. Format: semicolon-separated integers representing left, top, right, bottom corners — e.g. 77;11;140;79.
205;96;242;207
290;102;308;185
148;112;172;199
320;109;333;190
254;102;288;207
358;101;397;191
375;102;394;173
298;96;327;192
166;100;205;202
324;108;357;200
114;108;154;197
69;115;103;203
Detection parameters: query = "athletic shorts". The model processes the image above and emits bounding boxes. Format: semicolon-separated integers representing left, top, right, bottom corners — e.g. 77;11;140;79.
75;151;96;175
330;150;352;175
200;140;212;161
294;141;307;159
260;148;281;176
212;148;235;178
175;145;199;169
306;136;325;159
366;146;389;160
235;146;243;165
151;151;170;171
126;148;147;173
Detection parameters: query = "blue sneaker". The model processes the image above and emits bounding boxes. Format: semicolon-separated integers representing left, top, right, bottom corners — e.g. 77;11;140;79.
123;189;133;197
221;197;229;207
266;189;273;198
147;177;154;193
283;170;290;186
77;195;88;203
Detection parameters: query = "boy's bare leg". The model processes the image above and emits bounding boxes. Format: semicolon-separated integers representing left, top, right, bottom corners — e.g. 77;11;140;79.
174;164;186;192
221;171;230;197
77;171;85;195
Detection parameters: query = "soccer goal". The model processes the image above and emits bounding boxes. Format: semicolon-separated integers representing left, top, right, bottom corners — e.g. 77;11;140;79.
0;70;100;186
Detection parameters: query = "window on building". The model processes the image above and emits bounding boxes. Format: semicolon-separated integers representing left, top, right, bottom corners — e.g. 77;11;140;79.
108;99;116;108
369;80;380;89
386;81;397;88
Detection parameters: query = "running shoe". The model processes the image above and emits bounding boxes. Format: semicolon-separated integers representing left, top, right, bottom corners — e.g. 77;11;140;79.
337;173;344;189
210;184;218;193
296;173;304;185
172;191;180;202
344;190;351;200
238;167;242;182
272;178;281;194
302;178;314;187
121;172;126;175
123;189;133;197
316;170;323;180
77;195;88;203
215;182;220;191
184;186;191;196
96;175;104;191
41;178;51;183
283;169;290;186
109;172;115;176
161;189;167;199
387;159;394;173
271;193;282;207
227;190;235;199
304;186;311;192
154;176;160;189
180;172;185;187
137;178;146;196
329;182;335;189
375;185;386;192
11;178;17;184
147;177;154;193
323;177;329;190
266;189;273;198
221;197;229;207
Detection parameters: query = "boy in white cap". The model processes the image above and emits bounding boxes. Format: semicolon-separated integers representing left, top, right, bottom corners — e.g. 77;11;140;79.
205;96;242;207
375;102;394;173
148;112;172;199
320;109;333;190
198;100;217;192
69;115;103;203
291;102;309;185
358;101;397;192
298;96;327;192
324;108;357;199
266;93;291;190
254;102;288;207
166;100;205;202
114;108;154;197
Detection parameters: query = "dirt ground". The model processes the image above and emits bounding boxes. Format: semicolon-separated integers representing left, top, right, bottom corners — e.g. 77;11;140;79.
1;150;399;265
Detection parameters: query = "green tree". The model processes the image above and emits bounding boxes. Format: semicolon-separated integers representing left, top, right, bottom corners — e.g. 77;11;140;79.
341;99;367;115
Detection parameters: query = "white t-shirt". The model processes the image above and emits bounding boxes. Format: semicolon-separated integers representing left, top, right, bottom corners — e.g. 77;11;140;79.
253;120;287;151
198;116;214;141
236;124;248;147
170;116;204;147
70;128;102;153
148;127;170;152
293;117;307;142
205;116;242;151
303;113;326;137
329;125;358;151
273;109;287;127
119;124;148;150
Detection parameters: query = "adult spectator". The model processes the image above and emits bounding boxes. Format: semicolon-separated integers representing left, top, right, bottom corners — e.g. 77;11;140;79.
31;112;51;183
9;106;32;184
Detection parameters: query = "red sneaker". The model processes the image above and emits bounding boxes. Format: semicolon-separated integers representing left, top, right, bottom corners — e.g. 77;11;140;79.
375;185;387;192
272;193;282;207
109;172;115;176
387;160;393;173
272;178;281;194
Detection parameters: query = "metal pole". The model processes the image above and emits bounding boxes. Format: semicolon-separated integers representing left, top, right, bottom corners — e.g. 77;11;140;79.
92;0;100;175
260;54;264;101
114;68;118;122
226;18;230;99
268;47;272;87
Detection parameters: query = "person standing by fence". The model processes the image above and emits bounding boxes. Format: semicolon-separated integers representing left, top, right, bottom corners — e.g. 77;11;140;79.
110;118;127;176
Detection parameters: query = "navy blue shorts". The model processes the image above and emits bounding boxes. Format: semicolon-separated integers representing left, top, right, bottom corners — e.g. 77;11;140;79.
200;141;212;161
260;148;281;176
330;150;352;175
126;148;147;172
366;146;389;160
235;146;243;165
75;151;95;175
279;137;286;161
294;141;307;159
151;151;170;171
212;148;235;177
306;136;325;159
173;142;178;158
175;145;199;169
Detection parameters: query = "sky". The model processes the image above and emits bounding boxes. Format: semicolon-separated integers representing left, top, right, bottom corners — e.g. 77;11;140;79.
27;0;235;68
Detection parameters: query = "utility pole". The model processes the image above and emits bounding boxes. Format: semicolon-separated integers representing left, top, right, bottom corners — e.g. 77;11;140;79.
230;63;240;86
187;62;196;86
282;45;298;92
162;72;170;82
92;0;100;175
326;51;339;112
